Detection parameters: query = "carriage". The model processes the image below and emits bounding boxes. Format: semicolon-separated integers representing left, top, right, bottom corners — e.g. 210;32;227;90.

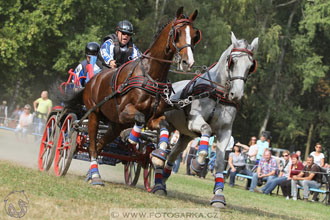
38;69;156;191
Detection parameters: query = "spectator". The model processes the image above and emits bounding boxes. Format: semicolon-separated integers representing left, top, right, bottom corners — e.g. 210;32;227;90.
228;143;252;188
0;100;8;126
33;91;52;134
171;130;181;173
291;156;322;201
280;153;304;199
295;150;302;161
310;143;325;168
236;136;258;171
11;104;22;120
260;150;291;194
249;150;277;192
14;104;33;138
186;138;199;175
224;136;234;170
255;132;269;163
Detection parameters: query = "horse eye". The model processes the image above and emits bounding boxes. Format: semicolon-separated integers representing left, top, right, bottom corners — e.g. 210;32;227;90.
174;29;180;42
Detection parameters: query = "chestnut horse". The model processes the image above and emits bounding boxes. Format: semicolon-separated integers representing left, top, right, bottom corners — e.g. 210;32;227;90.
66;7;200;186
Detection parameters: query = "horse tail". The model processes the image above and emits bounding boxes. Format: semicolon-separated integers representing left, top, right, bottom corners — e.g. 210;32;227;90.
64;89;84;114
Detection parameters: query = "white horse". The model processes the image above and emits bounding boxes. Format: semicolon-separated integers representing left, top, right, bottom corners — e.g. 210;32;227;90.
151;32;259;208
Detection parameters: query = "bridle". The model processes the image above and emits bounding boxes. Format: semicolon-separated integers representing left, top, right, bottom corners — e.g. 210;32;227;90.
226;48;257;83
166;18;200;62
142;18;201;65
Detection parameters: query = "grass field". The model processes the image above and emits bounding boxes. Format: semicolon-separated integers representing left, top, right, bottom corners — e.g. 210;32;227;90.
0;160;329;220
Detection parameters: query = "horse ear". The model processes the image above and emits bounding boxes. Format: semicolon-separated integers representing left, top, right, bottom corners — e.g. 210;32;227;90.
176;7;184;18
250;37;259;52
231;32;239;48
189;10;198;21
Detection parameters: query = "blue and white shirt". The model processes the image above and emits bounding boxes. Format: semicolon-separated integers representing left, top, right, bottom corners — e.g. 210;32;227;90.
73;56;101;87
100;39;141;65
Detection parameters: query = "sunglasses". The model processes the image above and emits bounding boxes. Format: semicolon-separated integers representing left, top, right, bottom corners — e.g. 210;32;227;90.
121;32;132;36
283;154;289;157
24;108;30;110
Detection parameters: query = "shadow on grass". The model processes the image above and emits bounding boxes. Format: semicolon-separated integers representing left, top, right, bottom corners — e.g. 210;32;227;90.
80;176;303;220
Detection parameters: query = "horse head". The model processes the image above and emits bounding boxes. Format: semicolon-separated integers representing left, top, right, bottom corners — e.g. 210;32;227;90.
166;7;200;71
224;32;258;102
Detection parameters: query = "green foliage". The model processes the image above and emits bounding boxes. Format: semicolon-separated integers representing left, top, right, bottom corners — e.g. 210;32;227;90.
0;0;329;158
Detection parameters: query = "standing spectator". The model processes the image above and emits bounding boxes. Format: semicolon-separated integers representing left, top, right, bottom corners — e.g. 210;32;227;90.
33;91;52;134
186;138;199;175
280;153;304;199
291;156;322;201
249;150;277;192
295;150;302;161
14;104;33;138
255;132;270;163
228;143;252;188
260;150;291;194
171;130;181;173
0;100;8;126
310;143;325;168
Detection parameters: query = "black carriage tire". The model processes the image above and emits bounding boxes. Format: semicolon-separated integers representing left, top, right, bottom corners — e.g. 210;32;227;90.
124;162;142;186
38;114;59;172
54;113;78;176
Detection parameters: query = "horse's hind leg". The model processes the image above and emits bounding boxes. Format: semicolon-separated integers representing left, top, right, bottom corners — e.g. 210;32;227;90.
86;111;104;186
96;123;119;154
162;135;192;184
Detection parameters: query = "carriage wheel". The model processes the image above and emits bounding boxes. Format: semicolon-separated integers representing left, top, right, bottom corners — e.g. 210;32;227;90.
38;115;59;172
124;161;142;186
54;113;78;176
143;161;155;192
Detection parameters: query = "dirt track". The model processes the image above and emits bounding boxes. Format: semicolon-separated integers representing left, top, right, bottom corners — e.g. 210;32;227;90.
0;129;142;186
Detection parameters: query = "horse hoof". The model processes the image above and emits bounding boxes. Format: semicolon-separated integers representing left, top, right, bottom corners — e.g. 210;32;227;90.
120;128;132;142
151;184;167;196
91;177;105;187
151;156;165;167
210;194;226;208
190;158;204;175
211;202;226;209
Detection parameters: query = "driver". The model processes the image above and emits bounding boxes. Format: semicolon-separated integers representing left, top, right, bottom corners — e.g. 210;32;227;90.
73;42;101;87
98;20;141;69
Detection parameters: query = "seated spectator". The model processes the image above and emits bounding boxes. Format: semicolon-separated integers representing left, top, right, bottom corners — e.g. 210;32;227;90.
14;104;33;138
280;153;304;199
249;150;277;192
259;150;291;194
224;136;234;170
310;142;325;168
228;143;252;188
236;136;258;171
291;156;322;201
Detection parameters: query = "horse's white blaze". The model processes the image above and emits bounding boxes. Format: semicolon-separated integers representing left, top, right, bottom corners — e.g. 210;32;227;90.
185;26;194;66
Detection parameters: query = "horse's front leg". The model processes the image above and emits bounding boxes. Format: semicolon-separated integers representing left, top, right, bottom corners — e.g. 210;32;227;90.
210;128;232;208
86;111;104;186
118;104;145;145
149;116;170;195
188;114;212;175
